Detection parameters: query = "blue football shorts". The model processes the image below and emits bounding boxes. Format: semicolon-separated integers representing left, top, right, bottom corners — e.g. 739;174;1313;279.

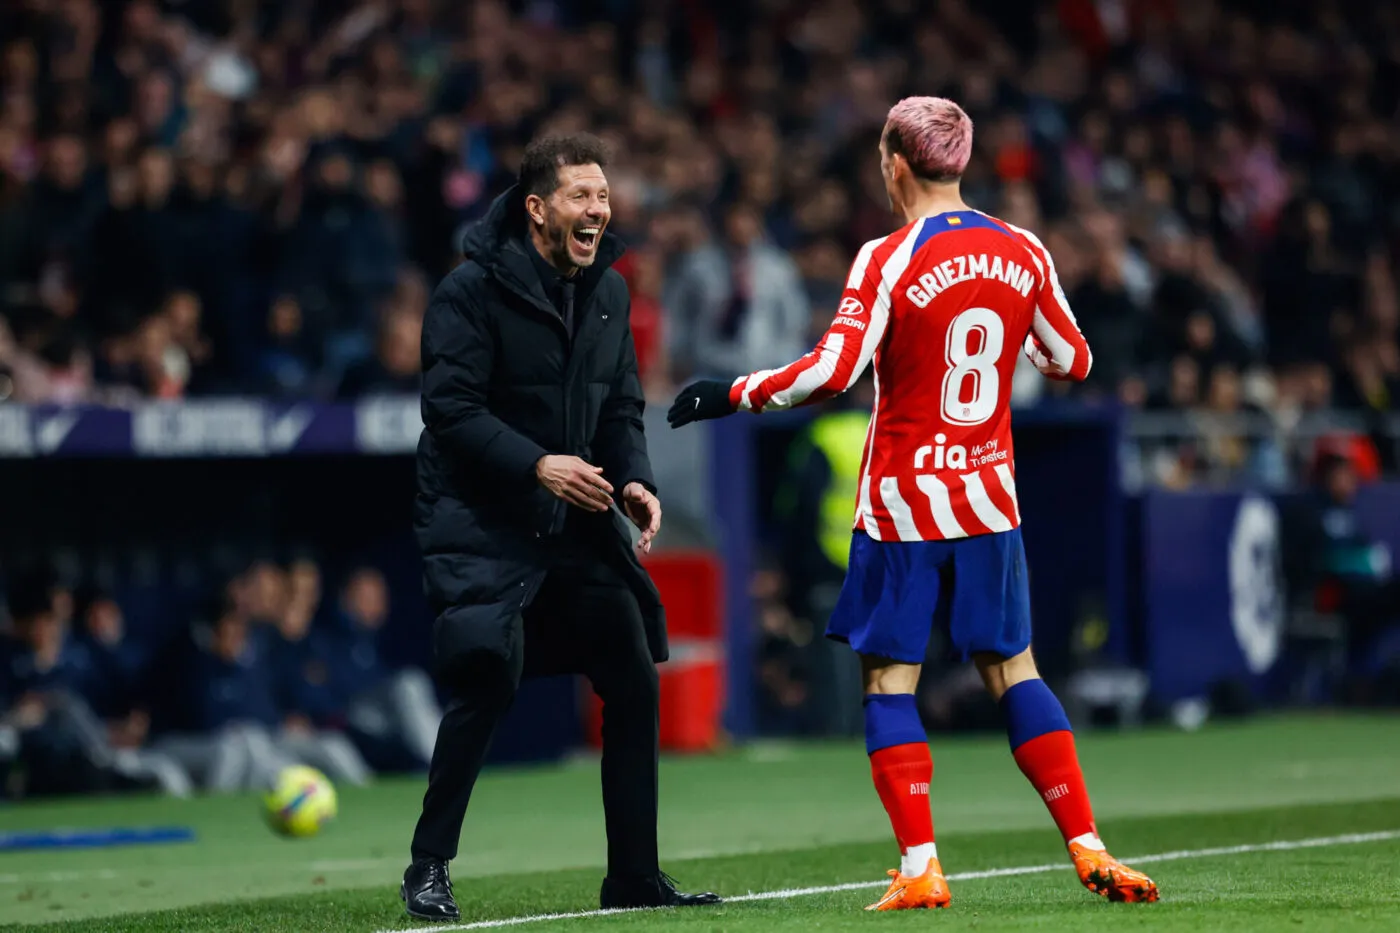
827;528;1032;663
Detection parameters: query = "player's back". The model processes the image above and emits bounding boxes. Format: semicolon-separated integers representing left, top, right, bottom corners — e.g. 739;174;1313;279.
855;210;1086;543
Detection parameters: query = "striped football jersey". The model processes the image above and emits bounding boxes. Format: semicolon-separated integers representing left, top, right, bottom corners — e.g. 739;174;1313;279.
728;210;1091;541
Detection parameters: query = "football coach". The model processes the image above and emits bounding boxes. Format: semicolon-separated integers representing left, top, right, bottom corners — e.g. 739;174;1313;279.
401;134;721;921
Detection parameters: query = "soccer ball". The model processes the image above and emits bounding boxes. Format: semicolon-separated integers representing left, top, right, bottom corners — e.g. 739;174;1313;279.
262;765;337;837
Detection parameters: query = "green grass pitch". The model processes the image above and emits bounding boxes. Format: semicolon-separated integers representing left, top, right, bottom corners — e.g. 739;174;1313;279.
3;714;1399;931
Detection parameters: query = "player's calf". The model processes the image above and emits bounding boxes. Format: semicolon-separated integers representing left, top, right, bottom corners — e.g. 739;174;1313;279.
861;675;948;907
981;657;1159;903
1001;679;1099;846
864;693;937;868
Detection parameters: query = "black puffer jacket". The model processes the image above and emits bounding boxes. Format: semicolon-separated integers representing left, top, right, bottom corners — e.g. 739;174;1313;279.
414;185;666;670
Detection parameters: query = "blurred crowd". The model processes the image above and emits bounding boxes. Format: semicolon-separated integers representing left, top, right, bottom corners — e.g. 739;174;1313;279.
0;0;1392;440
0;557;440;798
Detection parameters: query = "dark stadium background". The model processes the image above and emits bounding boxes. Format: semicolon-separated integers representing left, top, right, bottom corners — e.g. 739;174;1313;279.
2;0;1399;799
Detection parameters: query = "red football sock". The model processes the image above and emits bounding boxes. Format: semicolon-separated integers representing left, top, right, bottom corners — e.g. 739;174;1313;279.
869;742;934;852
1011;730;1097;844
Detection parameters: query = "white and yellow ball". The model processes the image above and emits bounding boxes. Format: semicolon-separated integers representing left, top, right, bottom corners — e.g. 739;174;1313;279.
262;765;337;837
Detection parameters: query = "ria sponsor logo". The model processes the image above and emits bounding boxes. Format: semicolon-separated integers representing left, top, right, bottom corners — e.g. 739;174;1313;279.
914;433;968;470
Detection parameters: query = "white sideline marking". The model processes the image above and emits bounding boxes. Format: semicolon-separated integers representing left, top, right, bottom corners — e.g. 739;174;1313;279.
377;829;1400;932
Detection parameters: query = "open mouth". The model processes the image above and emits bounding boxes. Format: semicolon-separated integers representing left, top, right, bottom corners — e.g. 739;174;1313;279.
572;227;600;250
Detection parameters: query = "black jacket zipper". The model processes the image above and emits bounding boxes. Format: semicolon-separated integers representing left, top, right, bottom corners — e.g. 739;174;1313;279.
488;264;573;535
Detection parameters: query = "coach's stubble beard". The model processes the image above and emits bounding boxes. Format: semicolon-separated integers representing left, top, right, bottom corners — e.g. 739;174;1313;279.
539;204;601;276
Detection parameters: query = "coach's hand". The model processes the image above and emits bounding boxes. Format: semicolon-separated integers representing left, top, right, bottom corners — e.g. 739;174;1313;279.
667;380;735;428
622;482;661;554
536;455;613;512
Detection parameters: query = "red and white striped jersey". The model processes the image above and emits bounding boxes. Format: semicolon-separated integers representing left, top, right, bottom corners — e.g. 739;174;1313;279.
728;210;1091;542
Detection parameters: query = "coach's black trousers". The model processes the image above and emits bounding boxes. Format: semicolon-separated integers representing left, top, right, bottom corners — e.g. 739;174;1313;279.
411;561;661;879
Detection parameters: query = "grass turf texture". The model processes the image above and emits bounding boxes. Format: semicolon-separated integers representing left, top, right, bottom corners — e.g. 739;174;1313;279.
1;714;1398;931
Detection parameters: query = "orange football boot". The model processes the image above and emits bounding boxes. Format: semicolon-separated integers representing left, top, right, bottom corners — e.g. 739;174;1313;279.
864;860;952;911
1069;842;1159;903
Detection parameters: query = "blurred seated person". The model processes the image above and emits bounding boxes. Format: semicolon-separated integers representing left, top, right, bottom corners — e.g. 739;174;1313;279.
1284;452;1399;691
158;593;371;791
330;567;441;771
267;563;345;732
265;557;437;772
71;586;150;748
1;574;189;797
0;573;100;796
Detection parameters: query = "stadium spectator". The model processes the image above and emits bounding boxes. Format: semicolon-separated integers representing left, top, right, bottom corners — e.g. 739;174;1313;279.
1193;364;1289;489
257;295;320;397
155;595;280;792
665;201;810;383
87;165;150;332
1;574;88;711
70;587;148;732
266;563;344;732
6;317;95;404
331;567;441;771
280;148;390;381
1;572;190;797
613;247;671;397
1053;214;1145;399
26;133;102;284
335;303;423;399
160;591;371;791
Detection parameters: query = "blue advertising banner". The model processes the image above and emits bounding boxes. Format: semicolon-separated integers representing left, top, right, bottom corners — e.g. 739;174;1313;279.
0;398;424;458
1142;491;1286;703
1141;483;1400;703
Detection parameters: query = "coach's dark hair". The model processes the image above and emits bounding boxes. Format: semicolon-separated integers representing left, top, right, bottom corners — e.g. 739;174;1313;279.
518;134;611;199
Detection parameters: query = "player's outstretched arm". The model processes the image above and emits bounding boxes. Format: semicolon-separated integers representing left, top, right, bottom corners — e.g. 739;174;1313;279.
667;236;899;429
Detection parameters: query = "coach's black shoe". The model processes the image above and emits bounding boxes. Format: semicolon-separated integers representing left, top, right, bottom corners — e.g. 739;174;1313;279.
600;871;723;909
401;858;460;922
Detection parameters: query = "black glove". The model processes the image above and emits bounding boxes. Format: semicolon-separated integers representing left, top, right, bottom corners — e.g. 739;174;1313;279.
667;380;736;428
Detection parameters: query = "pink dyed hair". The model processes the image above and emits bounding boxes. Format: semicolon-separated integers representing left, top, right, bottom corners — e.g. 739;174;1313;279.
883;97;974;181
